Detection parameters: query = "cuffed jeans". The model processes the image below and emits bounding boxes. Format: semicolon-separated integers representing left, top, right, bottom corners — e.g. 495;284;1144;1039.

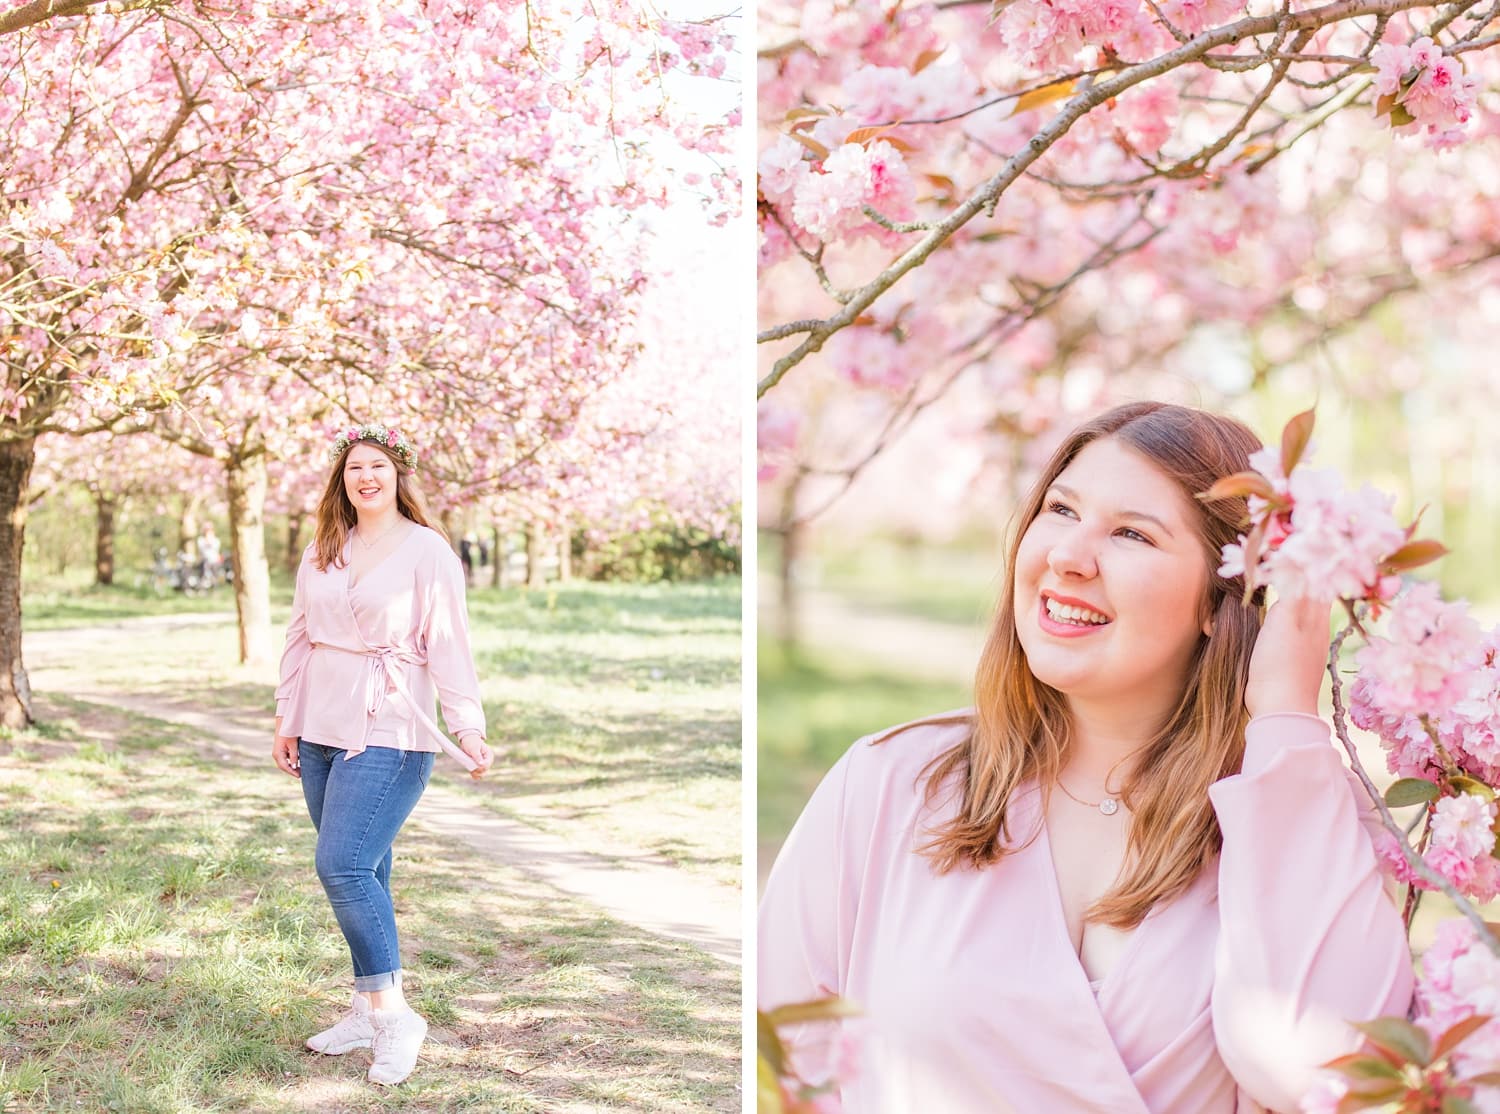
298;740;434;992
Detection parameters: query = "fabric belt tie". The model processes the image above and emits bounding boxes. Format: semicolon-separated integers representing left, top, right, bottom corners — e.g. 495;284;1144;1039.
311;642;478;771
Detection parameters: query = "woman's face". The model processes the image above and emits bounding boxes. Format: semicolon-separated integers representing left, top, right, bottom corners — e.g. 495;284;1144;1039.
343;443;400;517
1012;437;1212;721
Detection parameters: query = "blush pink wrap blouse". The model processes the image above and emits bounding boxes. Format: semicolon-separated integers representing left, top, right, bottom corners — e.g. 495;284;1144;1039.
758;712;1415;1113
275;525;487;771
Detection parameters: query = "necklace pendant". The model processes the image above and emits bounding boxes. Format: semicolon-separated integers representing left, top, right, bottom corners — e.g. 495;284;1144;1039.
1098;797;1120;816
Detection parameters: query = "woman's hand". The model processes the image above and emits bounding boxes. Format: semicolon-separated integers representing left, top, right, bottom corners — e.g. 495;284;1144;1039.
272;733;302;778
1245;593;1335;720
459;732;493;780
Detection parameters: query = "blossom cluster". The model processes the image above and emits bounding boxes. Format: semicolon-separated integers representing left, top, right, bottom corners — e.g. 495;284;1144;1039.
1372;37;1481;145
1215;441;1408;605
1302;919;1500;1113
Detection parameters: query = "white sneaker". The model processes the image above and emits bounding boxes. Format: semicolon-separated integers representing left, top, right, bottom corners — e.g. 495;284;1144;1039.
367;1006;428;1086
305;992;373;1055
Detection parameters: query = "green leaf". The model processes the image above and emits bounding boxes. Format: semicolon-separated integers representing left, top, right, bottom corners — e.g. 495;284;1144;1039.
1433;1014;1493;1062
1354;1017;1433;1067
1329;1055;1405;1082
1388;103;1417;127
1451;776;1497;802
1385;778;1442;808
757;1054;786;1113
1197;470;1279;503
1442;1096;1481;1114
758;1012;787;1076
1336;1081;1406;1111
1381;540;1449;574
1280;407;1316;476
766;996;861;1027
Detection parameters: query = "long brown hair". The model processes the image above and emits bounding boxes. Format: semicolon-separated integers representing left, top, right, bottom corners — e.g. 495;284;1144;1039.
311;440;443;571
917;401;1265;928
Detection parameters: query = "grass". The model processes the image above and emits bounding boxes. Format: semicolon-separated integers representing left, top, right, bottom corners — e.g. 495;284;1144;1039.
0;693;740;1113
757;637;969;868
21;578;742;891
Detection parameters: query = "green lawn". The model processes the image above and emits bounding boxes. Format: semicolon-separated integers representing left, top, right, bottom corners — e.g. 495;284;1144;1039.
21;578;742;891
757;638;969;871
3;578;742;1112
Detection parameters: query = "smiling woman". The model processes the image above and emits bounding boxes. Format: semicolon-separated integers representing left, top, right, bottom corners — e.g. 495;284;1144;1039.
757;401;1413;1113
270;422;494;1087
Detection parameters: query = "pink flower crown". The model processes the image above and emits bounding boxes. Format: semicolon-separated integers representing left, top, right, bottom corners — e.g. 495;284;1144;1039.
329;422;417;470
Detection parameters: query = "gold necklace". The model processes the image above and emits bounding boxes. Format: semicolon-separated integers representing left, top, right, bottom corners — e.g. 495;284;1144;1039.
1056;777;1123;817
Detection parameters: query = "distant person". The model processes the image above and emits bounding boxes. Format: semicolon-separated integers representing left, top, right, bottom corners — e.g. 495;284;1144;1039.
477;537;490;569
459;533;475;583
271;423;494;1086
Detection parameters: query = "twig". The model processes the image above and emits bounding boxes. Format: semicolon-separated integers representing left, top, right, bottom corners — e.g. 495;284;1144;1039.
1326;617;1500;958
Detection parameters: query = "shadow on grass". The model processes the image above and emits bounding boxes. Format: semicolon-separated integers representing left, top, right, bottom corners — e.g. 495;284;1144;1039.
0;702;739;1113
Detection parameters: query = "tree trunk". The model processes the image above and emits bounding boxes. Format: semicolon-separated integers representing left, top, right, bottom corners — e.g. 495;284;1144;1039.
439;507;457;553
525;518;546;588
777;477;803;650
0;436;37;728
490;523;504;588
285;509;305;576
225;455;274;666
94;492;118;586
178;490;203;558
557;520;572;583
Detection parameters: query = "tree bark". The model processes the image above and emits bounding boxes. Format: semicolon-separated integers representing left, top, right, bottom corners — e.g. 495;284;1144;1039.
525;518;546;588
178;489;203;558
225;454;274;666
491;523;504;588
94;492;117;586
557;519;572;582
0;435;37;728
285;509;305;576
777;477;803;650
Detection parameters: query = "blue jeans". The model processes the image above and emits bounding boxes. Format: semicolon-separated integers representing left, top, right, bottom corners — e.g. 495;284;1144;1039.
298;741;434;992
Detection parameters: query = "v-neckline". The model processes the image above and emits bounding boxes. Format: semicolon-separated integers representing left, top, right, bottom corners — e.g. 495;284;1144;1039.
345;524;417;591
1030;786;1153;999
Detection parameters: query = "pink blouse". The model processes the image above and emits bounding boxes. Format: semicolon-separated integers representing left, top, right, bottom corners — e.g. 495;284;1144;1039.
758;712;1415;1113
275;525;487;771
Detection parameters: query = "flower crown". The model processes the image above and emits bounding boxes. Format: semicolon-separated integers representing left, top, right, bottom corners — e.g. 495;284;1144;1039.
329;422;417;470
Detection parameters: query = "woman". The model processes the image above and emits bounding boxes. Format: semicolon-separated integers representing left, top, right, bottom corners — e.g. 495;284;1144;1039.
271;422;494;1087
758;402;1414;1113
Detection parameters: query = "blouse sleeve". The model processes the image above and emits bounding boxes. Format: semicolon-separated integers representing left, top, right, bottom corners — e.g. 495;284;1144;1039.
421;545;487;740
758;749;858;1095
274;549;312;720
1209;713;1415;1111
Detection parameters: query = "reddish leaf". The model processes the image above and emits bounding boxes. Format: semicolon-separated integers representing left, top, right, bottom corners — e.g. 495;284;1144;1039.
1198;471;1278;502
1012;79;1078;115
1381;539;1449;574
1433;1014;1494;1062
1354;1017;1433;1067
843;126;915;152
1462;1070;1500;1085
1280;407;1317;476
1240;519;1268;605
789;133;830;160
911;48;944;73
1376;91;1399;119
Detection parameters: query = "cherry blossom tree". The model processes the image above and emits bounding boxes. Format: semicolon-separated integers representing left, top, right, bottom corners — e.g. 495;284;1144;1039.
1;0;740;722
755;0;1500;502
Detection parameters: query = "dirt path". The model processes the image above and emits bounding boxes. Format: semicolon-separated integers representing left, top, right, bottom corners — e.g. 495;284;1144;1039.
24;616;741;969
